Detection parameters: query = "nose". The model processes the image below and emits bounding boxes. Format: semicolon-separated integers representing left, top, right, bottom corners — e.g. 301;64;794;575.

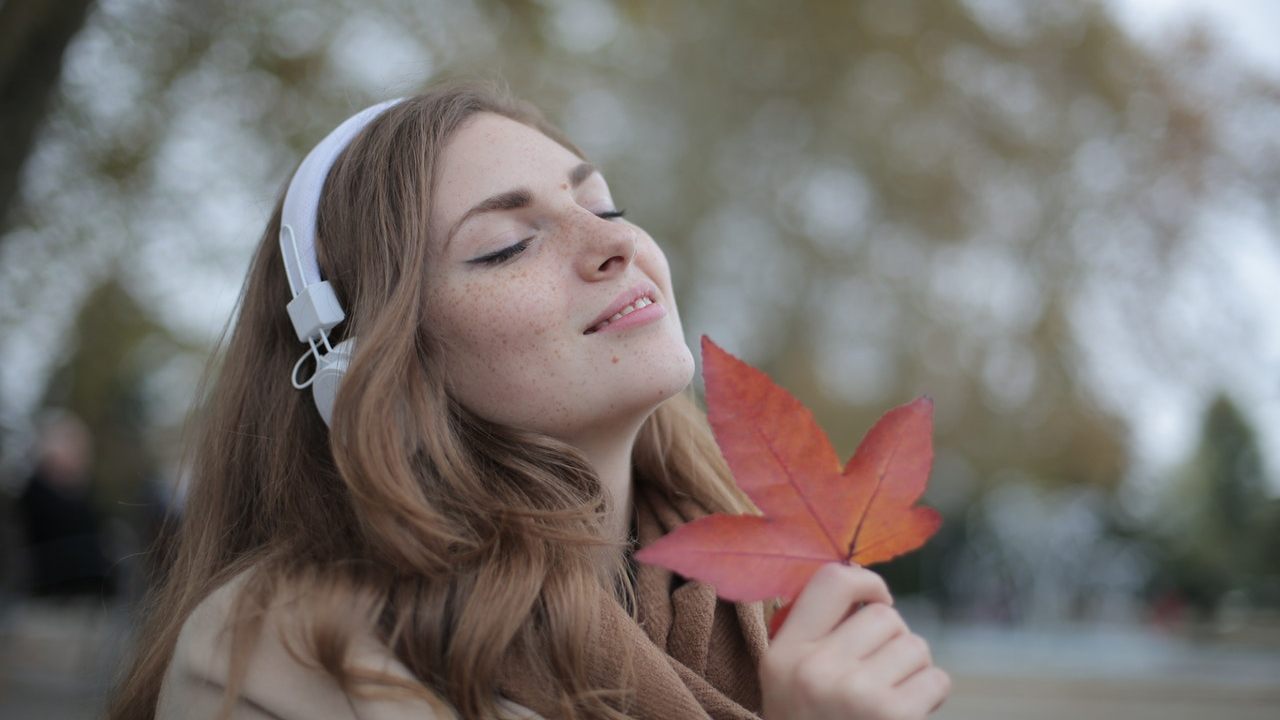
575;209;639;280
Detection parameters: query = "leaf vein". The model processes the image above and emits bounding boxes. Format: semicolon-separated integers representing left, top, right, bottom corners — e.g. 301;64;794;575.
754;422;845;559
847;428;906;560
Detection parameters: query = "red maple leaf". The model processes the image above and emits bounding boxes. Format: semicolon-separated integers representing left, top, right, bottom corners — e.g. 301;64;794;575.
635;336;941;637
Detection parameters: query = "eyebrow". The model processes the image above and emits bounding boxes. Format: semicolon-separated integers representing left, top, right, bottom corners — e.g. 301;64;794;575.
445;161;598;250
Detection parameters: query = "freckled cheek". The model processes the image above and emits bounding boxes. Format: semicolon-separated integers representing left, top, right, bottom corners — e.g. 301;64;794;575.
449;296;562;353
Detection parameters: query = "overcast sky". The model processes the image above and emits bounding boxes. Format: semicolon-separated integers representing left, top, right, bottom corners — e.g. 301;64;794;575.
1104;0;1280;80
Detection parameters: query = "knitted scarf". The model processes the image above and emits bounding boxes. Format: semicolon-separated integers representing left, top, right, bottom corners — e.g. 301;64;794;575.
499;483;771;719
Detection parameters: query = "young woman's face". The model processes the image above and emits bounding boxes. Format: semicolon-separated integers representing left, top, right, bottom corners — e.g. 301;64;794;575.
424;112;695;448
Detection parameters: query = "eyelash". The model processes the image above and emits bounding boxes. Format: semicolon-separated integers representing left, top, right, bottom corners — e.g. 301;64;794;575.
477;209;627;266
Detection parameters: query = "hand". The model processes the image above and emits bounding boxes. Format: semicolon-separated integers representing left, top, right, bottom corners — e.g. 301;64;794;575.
759;563;950;720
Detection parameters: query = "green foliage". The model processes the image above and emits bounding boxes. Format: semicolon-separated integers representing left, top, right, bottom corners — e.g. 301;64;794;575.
1151;394;1278;610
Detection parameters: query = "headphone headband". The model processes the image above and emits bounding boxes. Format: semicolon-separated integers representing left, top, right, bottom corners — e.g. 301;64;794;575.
278;97;406;426
279;97;405;335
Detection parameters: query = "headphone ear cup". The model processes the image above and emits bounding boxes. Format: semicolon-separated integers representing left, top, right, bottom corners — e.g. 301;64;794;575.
312;337;355;428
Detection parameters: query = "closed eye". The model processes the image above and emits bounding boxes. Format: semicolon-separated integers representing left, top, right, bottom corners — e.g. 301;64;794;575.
469;209;627;266
473;238;531;266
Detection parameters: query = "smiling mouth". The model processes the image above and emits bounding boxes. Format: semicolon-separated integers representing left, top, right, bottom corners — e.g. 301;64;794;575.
583;294;658;335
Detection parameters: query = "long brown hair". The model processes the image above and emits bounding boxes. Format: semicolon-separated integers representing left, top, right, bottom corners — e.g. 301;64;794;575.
108;77;758;720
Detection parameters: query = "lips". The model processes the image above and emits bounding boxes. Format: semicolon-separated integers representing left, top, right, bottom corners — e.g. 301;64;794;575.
583;280;661;334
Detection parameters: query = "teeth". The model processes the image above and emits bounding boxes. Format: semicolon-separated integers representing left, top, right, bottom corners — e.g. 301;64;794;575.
590;296;654;333
611;297;651;321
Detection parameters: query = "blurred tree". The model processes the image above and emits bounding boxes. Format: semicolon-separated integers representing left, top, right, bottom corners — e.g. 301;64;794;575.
0;0;96;232
1201;398;1267;552
40;276;175;518
1151;394;1277;614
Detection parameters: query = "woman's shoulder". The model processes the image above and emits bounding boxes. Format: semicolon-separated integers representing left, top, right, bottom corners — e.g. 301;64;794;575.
157;568;543;719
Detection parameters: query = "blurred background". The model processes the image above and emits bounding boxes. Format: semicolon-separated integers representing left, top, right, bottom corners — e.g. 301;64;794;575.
1;0;1278;717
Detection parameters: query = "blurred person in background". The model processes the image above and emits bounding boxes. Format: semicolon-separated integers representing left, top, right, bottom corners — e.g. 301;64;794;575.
16;409;117;600
109;77;949;720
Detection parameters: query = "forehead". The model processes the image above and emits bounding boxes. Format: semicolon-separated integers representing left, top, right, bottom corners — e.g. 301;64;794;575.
431;113;583;224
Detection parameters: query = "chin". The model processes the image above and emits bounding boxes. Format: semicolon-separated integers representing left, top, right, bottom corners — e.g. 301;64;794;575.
656;350;696;399
615;342;695;415
654;327;696;388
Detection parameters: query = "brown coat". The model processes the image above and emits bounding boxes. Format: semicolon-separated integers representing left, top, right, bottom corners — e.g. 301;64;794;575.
156;571;545;719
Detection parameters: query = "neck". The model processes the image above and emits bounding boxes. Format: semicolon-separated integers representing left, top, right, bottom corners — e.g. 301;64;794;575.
567;419;642;567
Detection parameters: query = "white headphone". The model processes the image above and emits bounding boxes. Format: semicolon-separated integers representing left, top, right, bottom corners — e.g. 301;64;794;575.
278;97;405;427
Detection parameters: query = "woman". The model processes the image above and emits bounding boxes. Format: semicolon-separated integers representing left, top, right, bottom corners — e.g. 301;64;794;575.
109;78;950;720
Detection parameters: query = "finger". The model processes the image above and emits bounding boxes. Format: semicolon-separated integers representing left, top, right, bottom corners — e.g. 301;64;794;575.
858;632;932;689
825;601;907;660
892;665;951;716
773;563;892;645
